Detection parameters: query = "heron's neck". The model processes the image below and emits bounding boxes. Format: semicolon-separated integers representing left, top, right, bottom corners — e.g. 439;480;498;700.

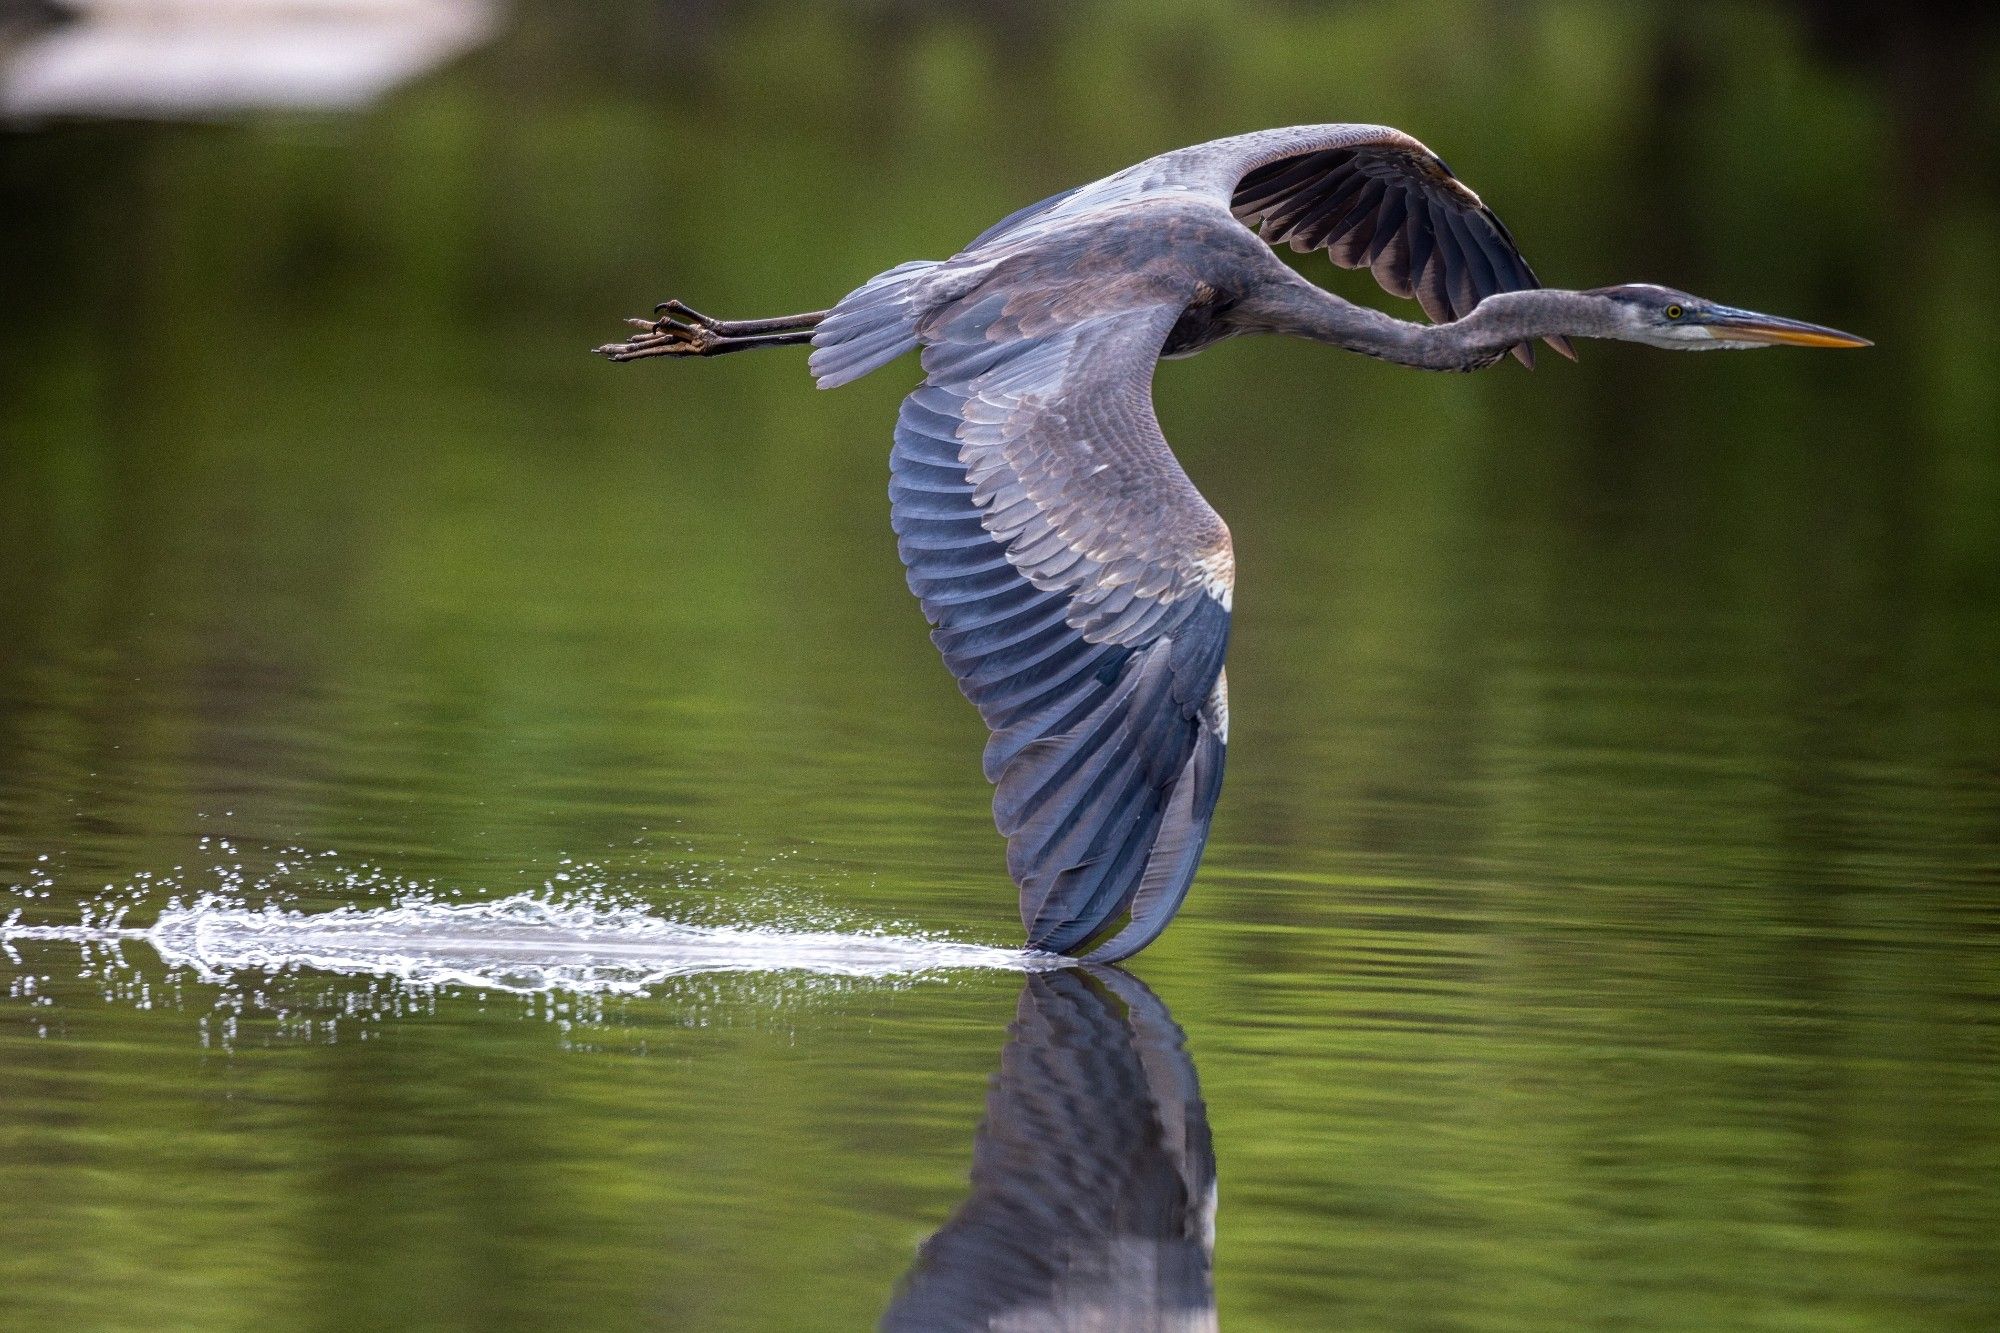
1239;280;1624;371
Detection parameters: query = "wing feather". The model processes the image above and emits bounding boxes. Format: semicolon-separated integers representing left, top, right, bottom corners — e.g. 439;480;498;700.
889;299;1230;961
1226;127;1566;360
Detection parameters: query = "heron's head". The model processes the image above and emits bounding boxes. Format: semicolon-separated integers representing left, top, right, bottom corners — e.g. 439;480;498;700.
1586;283;1870;351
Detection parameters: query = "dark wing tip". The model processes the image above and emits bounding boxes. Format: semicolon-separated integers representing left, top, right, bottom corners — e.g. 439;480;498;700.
1230;134;1550;331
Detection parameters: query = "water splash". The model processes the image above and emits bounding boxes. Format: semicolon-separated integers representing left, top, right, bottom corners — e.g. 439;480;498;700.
142;891;1058;995
3;846;1065;1047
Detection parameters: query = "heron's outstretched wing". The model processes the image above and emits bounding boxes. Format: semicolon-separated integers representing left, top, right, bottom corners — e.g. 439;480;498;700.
887;297;1229;961
1216;125;1569;367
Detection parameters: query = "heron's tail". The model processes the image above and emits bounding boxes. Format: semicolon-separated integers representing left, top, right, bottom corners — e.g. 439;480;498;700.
810;260;941;389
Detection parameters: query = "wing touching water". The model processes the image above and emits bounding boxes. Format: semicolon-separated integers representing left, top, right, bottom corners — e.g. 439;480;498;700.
883;294;1230;961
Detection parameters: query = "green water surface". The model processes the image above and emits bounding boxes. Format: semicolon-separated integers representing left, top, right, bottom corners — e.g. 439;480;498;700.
3;3;1997;1329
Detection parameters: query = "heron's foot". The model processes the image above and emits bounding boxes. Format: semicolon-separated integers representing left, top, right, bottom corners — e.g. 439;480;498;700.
593;302;721;362
592;299;826;363
588;300;824;360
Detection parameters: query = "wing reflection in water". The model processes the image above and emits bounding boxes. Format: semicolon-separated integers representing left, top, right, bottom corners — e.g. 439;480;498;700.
883;967;1216;1332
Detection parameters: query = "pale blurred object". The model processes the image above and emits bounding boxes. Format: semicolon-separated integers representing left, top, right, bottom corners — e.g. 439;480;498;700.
1;0;496;120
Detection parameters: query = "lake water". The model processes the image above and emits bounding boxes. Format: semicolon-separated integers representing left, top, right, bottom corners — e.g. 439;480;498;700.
3;4;1997;1329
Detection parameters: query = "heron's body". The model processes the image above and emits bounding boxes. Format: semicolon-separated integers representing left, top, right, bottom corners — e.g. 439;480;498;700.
599;124;1866;964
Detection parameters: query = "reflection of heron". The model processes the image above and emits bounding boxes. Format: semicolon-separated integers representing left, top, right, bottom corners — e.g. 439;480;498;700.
598;124;1868;962
881;967;1214;1332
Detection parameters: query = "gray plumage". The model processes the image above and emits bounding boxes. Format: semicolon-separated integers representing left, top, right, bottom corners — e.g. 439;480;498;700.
599;123;1869;963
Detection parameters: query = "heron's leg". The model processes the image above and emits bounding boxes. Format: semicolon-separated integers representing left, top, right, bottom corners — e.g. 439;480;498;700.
652;299;828;337
595;326;815;362
592;300;829;362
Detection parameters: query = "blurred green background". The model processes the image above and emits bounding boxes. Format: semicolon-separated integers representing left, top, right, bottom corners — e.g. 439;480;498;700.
2;1;1997;1329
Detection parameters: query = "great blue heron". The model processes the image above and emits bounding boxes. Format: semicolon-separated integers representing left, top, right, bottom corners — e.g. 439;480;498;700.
595;124;1868;964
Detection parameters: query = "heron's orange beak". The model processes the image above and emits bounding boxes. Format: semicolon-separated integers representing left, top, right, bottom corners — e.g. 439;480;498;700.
1699;308;1872;348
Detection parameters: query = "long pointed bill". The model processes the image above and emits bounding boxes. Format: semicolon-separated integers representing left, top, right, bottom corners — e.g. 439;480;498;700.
1699;307;1872;348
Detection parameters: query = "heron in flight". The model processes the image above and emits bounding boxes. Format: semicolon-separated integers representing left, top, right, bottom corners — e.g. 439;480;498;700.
596;124;1868;964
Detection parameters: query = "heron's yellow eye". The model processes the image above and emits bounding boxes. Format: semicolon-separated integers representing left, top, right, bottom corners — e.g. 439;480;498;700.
1665;304;1684;320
